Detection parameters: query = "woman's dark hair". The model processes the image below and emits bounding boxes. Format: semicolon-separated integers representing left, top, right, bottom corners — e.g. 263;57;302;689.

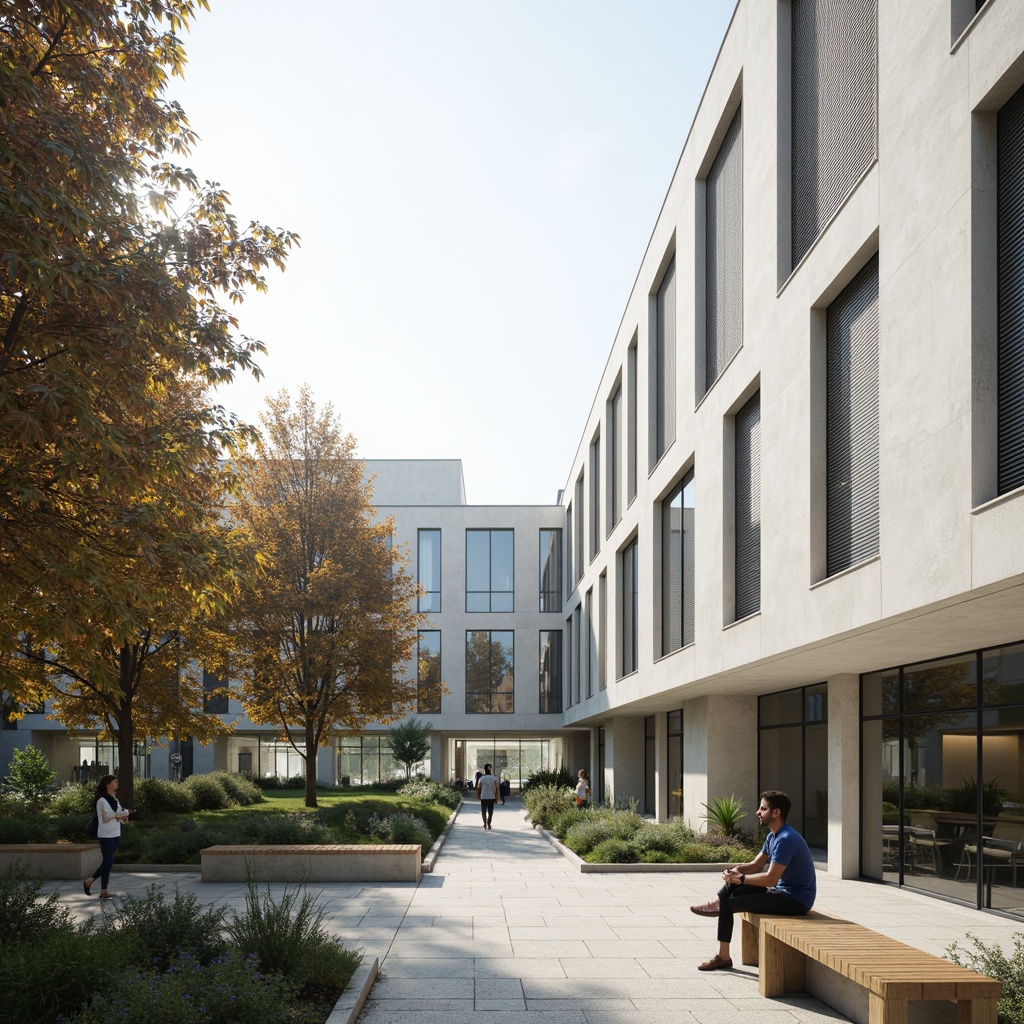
93;775;117;803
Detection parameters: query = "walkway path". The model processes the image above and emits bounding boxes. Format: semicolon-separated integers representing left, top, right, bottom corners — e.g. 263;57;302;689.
43;799;1024;1024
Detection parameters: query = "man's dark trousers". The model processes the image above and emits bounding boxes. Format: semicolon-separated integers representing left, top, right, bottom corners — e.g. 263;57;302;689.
714;882;809;942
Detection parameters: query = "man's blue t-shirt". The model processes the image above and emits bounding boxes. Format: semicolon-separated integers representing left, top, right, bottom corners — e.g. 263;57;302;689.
761;823;816;909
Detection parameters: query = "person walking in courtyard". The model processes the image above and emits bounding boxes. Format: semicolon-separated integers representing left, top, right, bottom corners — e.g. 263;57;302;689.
575;769;590;809
690;790;815;971
477;763;499;829
83;775;130;899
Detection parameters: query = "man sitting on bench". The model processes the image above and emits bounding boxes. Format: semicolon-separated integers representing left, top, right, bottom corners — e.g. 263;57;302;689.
690;789;816;971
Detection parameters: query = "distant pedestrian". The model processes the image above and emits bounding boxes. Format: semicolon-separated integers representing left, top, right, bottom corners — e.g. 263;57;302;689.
83;775;130;900
499;775;510;804
477;764;499;829
575;769;590;810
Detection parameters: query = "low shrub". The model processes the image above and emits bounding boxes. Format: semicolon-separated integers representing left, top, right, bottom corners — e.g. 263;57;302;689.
226;880;362;994
0;813;54;844
523;783;576;829
0;919;121;1024
640;850;673;863
75;951;321;1024
946;932;1024;1024
587;838;638;863
49;781;95;815
0;869;73;947
141;824;224;865
521;767;576;794
207;770;264;806
677;842;752;863
183;772;233;810
366;811;432;851
238;813;334;846
397;779;461;810
631;824;682;855
134;777;197;817
103;884;229;969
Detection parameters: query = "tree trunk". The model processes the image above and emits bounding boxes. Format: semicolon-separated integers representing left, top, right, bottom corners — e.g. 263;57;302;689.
304;721;318;808
116;706;135;810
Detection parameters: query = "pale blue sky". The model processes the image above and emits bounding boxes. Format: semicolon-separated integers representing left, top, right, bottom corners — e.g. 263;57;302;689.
172;1;736;504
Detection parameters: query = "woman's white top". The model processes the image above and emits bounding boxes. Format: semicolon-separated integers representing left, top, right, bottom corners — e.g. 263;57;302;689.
575;779;589;801
96;797;123;839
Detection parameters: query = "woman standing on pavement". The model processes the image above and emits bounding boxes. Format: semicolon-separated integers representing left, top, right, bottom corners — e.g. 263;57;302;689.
575;769;590;809
84;775;130;899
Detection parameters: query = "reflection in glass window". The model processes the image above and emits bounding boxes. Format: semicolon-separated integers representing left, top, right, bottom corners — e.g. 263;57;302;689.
417;631;441;714
668;709;684;818
418;529;441;612
905;654;977;715
539;631;562;714
539;529;562;612
466;530;514;612
662;471;695;654
465;630;514;713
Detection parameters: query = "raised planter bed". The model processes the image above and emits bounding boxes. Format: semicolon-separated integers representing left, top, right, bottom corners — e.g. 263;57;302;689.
200;843;422;883
0;843;97;879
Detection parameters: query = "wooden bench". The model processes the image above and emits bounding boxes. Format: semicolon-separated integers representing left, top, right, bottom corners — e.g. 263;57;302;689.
200;844;422;883
737;908;835;966
759;916;1000;1024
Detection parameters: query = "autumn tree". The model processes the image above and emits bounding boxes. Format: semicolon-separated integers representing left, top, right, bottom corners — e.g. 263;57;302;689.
5;376;253;808
0;1;297;669
222;388;424;808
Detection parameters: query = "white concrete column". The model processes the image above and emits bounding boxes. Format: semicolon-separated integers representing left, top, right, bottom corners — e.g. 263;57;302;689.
430;731;443;783
827;674;860;878
702;694;759;831
607;717;645;807
317;745;335;786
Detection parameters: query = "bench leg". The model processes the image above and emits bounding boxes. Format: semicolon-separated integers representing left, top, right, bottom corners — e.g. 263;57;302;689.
868;993;908;1024
740;916;759;966
759;931;805;998
958;997;998;1024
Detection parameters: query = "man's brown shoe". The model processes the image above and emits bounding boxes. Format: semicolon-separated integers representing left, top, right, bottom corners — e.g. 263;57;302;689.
697;954;733;971
690;900;720;917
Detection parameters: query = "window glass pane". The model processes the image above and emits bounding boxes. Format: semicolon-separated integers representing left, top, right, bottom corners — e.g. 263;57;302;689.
759;725;803;834
465;630;514;714
805;684;827;722
905;654;977;715
491;530;514;593
759;688;803;726
466;531;490;593
862;668;899;717
539;631;562;714
983;643;1024;706
982;705;1024;911
491;593;513;613
662;485;683;654
417;631;441;714
467;593;490;613
804;723;828;848
418;529;441;612
539;529;562;612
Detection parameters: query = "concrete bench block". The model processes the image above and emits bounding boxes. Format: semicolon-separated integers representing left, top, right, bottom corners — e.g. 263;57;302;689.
0;844;98;879
200;844;422;883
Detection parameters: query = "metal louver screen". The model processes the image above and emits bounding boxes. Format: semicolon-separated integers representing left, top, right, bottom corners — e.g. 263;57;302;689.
792;0;877;267
655;257;676;461
706;107;743;393
826;254;879;576
735;391;761;619
998;82;1024;494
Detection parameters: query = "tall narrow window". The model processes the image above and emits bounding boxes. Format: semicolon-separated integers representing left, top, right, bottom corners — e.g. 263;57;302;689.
572;604;582;704
466;529;514;612
574;475;584;584
608;384;622;529
652;256;677;466
791;0;877;267
627;342;638;501
417;631;442;714
465;630;514;713
598;572;608;690
705;107;743;394
621;538;639;676
998;82;1024;494
539;631;562;714
539;529;562;612
589;434;601;559
585;587;594;698
565;504;573;594
826;255;879;576
735;392;761;619
565;612;574;708
662;470;696;654
418;529;441;612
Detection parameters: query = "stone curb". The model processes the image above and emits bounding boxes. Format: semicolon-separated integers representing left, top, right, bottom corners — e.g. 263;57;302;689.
422;801;461;873
325;955;378;1024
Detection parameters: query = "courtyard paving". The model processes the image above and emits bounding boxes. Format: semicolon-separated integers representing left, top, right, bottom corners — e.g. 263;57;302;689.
44;799;1024;1024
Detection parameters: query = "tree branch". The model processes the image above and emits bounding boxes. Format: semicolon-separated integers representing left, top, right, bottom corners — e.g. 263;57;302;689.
30;14;70;77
